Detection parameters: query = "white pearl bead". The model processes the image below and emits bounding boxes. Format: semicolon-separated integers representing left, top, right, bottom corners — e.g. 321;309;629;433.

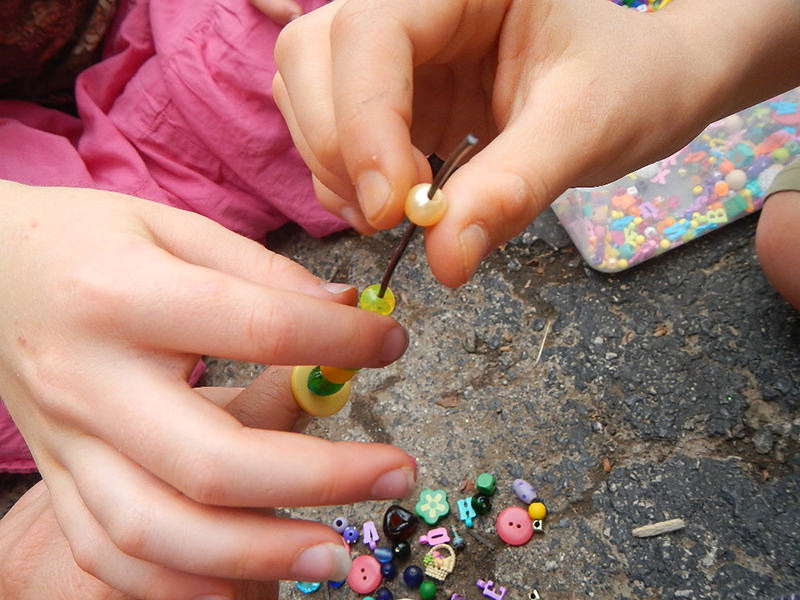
404;183;447;226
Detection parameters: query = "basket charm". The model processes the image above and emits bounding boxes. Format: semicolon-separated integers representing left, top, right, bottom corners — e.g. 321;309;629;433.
422;543;456;581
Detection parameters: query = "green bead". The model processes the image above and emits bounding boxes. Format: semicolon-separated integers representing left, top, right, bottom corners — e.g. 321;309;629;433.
471;494;492;515
772;147;790;164
475;472;496;496
359;284;396;316
306;366;344;396
419;580;436;600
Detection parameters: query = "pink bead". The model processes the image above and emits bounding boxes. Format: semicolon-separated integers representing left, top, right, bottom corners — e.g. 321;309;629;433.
347;555;382;594
495;506;533;546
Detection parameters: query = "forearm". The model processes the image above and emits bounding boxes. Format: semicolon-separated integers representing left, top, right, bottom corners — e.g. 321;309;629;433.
663;0;800;123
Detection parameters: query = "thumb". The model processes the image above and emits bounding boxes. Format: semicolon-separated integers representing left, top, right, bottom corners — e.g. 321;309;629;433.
424;118;564;288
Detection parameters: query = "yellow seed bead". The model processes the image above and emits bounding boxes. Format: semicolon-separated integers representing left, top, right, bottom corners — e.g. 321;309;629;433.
404;183;447;226
291;365;351;417
359;284;395;316
320;365;358;384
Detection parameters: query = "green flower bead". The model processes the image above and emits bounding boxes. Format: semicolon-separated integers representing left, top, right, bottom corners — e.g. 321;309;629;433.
415;488;450;525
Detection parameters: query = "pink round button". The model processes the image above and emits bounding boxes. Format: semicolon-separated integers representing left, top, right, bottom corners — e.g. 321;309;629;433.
496;506;534;545
347;555;382;594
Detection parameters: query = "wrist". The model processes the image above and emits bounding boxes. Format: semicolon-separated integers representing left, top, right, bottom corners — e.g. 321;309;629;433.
660;0;800;123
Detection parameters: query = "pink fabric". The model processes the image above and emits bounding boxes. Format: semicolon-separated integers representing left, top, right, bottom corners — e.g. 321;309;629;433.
0;0;347;473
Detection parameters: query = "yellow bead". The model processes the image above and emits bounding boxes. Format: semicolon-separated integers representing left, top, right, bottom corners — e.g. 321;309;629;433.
320;365;358;384
291;365;351;417
359;284;395;316
404;183;447;226
528;501;547;520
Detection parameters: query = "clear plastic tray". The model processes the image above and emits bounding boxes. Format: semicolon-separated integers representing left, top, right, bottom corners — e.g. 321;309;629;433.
551;87;800;272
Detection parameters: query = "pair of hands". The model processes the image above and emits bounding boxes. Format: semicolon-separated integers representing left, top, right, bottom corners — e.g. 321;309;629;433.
273;0;800;288
0;181;414;599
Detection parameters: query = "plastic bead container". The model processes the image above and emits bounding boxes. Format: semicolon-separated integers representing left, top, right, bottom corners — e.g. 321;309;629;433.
552;87;800;272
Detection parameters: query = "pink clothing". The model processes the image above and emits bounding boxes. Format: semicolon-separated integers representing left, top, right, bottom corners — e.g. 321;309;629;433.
0;0;347;472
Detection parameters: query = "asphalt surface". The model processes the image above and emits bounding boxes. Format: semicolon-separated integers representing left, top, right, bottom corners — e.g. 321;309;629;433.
2;207;798;599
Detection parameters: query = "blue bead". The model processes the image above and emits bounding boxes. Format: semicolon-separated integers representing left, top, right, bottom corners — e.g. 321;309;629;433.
331;516;349;534
296;582;321;594
328;580;345;589
343;526;360;544
380;561;398;580
403;565;424;588
375;587;393;600
373;546;394;564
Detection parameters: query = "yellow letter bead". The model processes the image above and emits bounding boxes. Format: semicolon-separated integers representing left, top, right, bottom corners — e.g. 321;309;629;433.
291;365;351;417
359;284;395;316
405;183;447;226
320;365;358;384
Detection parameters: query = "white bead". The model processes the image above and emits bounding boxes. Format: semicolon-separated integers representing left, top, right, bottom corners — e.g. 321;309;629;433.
404;183;447;226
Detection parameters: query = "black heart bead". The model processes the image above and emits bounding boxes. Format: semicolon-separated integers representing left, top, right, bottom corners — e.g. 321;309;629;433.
383;504;419;542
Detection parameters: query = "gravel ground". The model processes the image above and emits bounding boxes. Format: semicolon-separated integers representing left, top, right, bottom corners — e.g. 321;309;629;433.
2;208;798;600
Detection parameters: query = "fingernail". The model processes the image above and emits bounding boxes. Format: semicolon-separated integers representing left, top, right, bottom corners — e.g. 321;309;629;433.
287;2;303;20
356;170;392;223
321;281;355;295
340;205;361;228
193;596;230;600
291;543;352;582
371;466;417;499
458;223;491;280
379;327;408;364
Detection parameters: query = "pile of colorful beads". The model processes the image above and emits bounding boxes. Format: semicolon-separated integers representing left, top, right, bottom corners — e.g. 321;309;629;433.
607;0;673;11
551;88;800;272
293;473;547;600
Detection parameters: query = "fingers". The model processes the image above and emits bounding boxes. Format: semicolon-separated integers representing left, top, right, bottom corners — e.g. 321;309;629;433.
73;238;407;368
136;200;357;304
61;435;352;583
58;368;416;509
327;1;508;230
0;481;128;600
274;5;356;201
43;464;233;600
249;0;303;26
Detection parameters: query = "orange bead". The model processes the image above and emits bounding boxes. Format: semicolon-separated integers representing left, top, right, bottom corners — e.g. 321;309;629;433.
320;365;358;384
714;181;729;197
719;160;735;175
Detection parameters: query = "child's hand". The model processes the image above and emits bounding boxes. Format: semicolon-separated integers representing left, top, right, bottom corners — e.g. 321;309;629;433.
0;181;414;599
273;0;800;287
0;366;348;600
